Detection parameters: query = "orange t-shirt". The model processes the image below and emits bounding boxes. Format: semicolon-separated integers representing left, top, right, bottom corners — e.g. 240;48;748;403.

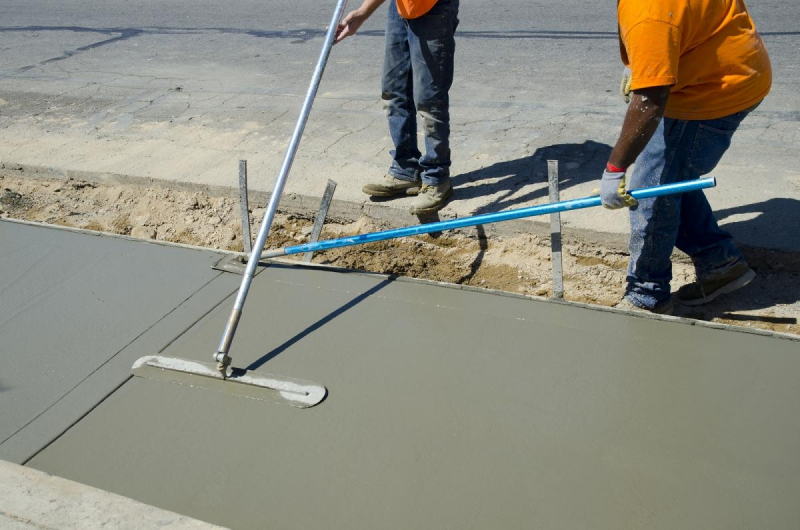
618;0;772;120
396;0;437;19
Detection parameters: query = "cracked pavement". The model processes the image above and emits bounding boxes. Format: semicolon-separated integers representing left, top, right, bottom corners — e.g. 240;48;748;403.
0;0;798;251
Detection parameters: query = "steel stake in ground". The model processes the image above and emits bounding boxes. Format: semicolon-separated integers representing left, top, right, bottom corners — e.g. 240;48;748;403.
304;179;338;263
548;160;564;299
238;160;252;253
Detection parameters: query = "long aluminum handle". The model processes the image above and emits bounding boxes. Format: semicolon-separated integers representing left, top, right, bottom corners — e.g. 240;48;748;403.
261;177;717;259
216;0;348;360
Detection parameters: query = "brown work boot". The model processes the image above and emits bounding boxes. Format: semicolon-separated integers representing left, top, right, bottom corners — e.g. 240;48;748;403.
409;182;453;215
362;174;421;197
677;261;755;306
615;297;675;315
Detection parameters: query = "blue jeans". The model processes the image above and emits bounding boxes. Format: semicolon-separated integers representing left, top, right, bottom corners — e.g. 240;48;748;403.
382;0;458;186
626;106;757;309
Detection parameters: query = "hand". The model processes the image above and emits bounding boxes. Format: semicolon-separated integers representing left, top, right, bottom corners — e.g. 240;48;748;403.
334;10;367;43
599;169;638;210
620;67;632;104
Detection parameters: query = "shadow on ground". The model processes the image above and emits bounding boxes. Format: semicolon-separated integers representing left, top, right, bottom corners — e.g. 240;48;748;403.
367;141;611;216
716;198;800;253
451;140;611;215
247;275;396;370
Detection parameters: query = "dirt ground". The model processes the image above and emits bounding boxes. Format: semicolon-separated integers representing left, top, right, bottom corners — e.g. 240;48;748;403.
2;174;798;336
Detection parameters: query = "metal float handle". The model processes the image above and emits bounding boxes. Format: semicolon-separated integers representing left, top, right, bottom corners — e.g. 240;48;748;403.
215;0;349;369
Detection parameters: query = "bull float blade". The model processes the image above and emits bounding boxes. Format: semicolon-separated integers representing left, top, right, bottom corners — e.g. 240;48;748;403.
131;356;327;408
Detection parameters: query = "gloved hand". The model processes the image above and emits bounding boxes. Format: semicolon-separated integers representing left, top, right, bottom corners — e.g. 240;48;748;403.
620;67;632;104
600;169;638;209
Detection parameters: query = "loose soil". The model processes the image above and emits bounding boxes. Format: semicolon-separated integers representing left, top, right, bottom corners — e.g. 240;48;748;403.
2;174;798;336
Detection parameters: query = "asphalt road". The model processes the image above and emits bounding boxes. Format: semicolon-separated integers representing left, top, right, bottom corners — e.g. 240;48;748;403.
0;0;798;250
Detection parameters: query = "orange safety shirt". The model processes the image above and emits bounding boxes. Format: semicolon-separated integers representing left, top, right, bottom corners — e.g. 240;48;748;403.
618;0;772;120
396;0;437;19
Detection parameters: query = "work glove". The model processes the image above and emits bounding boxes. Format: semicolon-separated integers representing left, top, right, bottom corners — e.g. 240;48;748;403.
600;169;638;210
620;67;632;104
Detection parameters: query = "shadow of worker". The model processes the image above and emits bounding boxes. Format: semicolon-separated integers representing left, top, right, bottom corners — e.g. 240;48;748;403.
451;140;612;215
715;197;800;254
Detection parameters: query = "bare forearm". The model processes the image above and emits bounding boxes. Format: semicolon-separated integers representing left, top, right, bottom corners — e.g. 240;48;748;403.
335;0;386;43
609;86;671;169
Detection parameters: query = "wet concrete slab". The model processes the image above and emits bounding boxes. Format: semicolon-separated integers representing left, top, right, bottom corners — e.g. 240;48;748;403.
0;220;240;463
27;261;800;529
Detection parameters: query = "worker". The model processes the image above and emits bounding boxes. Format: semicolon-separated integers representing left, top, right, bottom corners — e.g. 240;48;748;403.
601;0;772;314
334;0;459;215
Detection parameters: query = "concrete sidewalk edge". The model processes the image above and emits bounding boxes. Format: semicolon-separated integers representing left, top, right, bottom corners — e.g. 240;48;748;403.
0;460;227;529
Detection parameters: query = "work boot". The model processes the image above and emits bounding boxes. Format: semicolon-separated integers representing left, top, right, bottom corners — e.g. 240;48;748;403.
409;182;453;215
677;261;756;306
615;297;675;316
362;174;421;197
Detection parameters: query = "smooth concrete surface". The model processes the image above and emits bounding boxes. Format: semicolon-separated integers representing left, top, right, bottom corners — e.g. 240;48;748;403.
29;263;800;529
1;0;799;251
0;220;241;463
0;459;226;529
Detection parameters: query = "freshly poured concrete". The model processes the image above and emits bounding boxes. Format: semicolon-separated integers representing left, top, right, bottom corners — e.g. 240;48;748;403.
28;262;800;528
0;220;240;463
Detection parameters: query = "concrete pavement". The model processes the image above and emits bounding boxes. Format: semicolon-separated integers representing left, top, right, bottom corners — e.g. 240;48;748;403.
0;460;226;529
0;0;798;250
10;220;798;530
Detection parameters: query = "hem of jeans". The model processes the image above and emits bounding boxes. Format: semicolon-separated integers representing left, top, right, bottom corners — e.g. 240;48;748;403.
388;170;421;183
421;175;450;186
625;292;672;311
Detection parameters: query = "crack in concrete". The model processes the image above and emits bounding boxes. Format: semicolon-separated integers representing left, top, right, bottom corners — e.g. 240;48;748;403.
7;28;144;75
320;117;381;155
250;110;291;134
0;510;58;530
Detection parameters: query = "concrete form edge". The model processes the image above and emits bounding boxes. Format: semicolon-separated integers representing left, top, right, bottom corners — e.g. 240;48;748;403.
4;215;798;345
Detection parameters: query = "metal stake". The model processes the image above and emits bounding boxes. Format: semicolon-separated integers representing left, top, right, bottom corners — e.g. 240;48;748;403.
238;160;252;253
304;179;338;263
214;0;348;374
548;160;564;299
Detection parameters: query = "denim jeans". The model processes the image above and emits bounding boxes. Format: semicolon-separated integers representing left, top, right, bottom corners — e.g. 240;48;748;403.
382;0;458;186
625;105;757;309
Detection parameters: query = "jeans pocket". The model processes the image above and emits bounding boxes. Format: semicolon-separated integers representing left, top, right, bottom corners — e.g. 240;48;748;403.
416;1;457;35
686;123;735;175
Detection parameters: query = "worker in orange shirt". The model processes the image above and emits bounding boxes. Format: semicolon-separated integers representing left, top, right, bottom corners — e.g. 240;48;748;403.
335;0;458;215
601;0;772;314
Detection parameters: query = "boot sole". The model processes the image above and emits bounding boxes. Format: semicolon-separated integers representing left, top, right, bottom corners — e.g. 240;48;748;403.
409;188;454;215
678;269;756;306
362;186;420;197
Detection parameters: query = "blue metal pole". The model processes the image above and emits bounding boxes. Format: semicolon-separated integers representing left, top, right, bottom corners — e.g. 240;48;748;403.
261;177;716;259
